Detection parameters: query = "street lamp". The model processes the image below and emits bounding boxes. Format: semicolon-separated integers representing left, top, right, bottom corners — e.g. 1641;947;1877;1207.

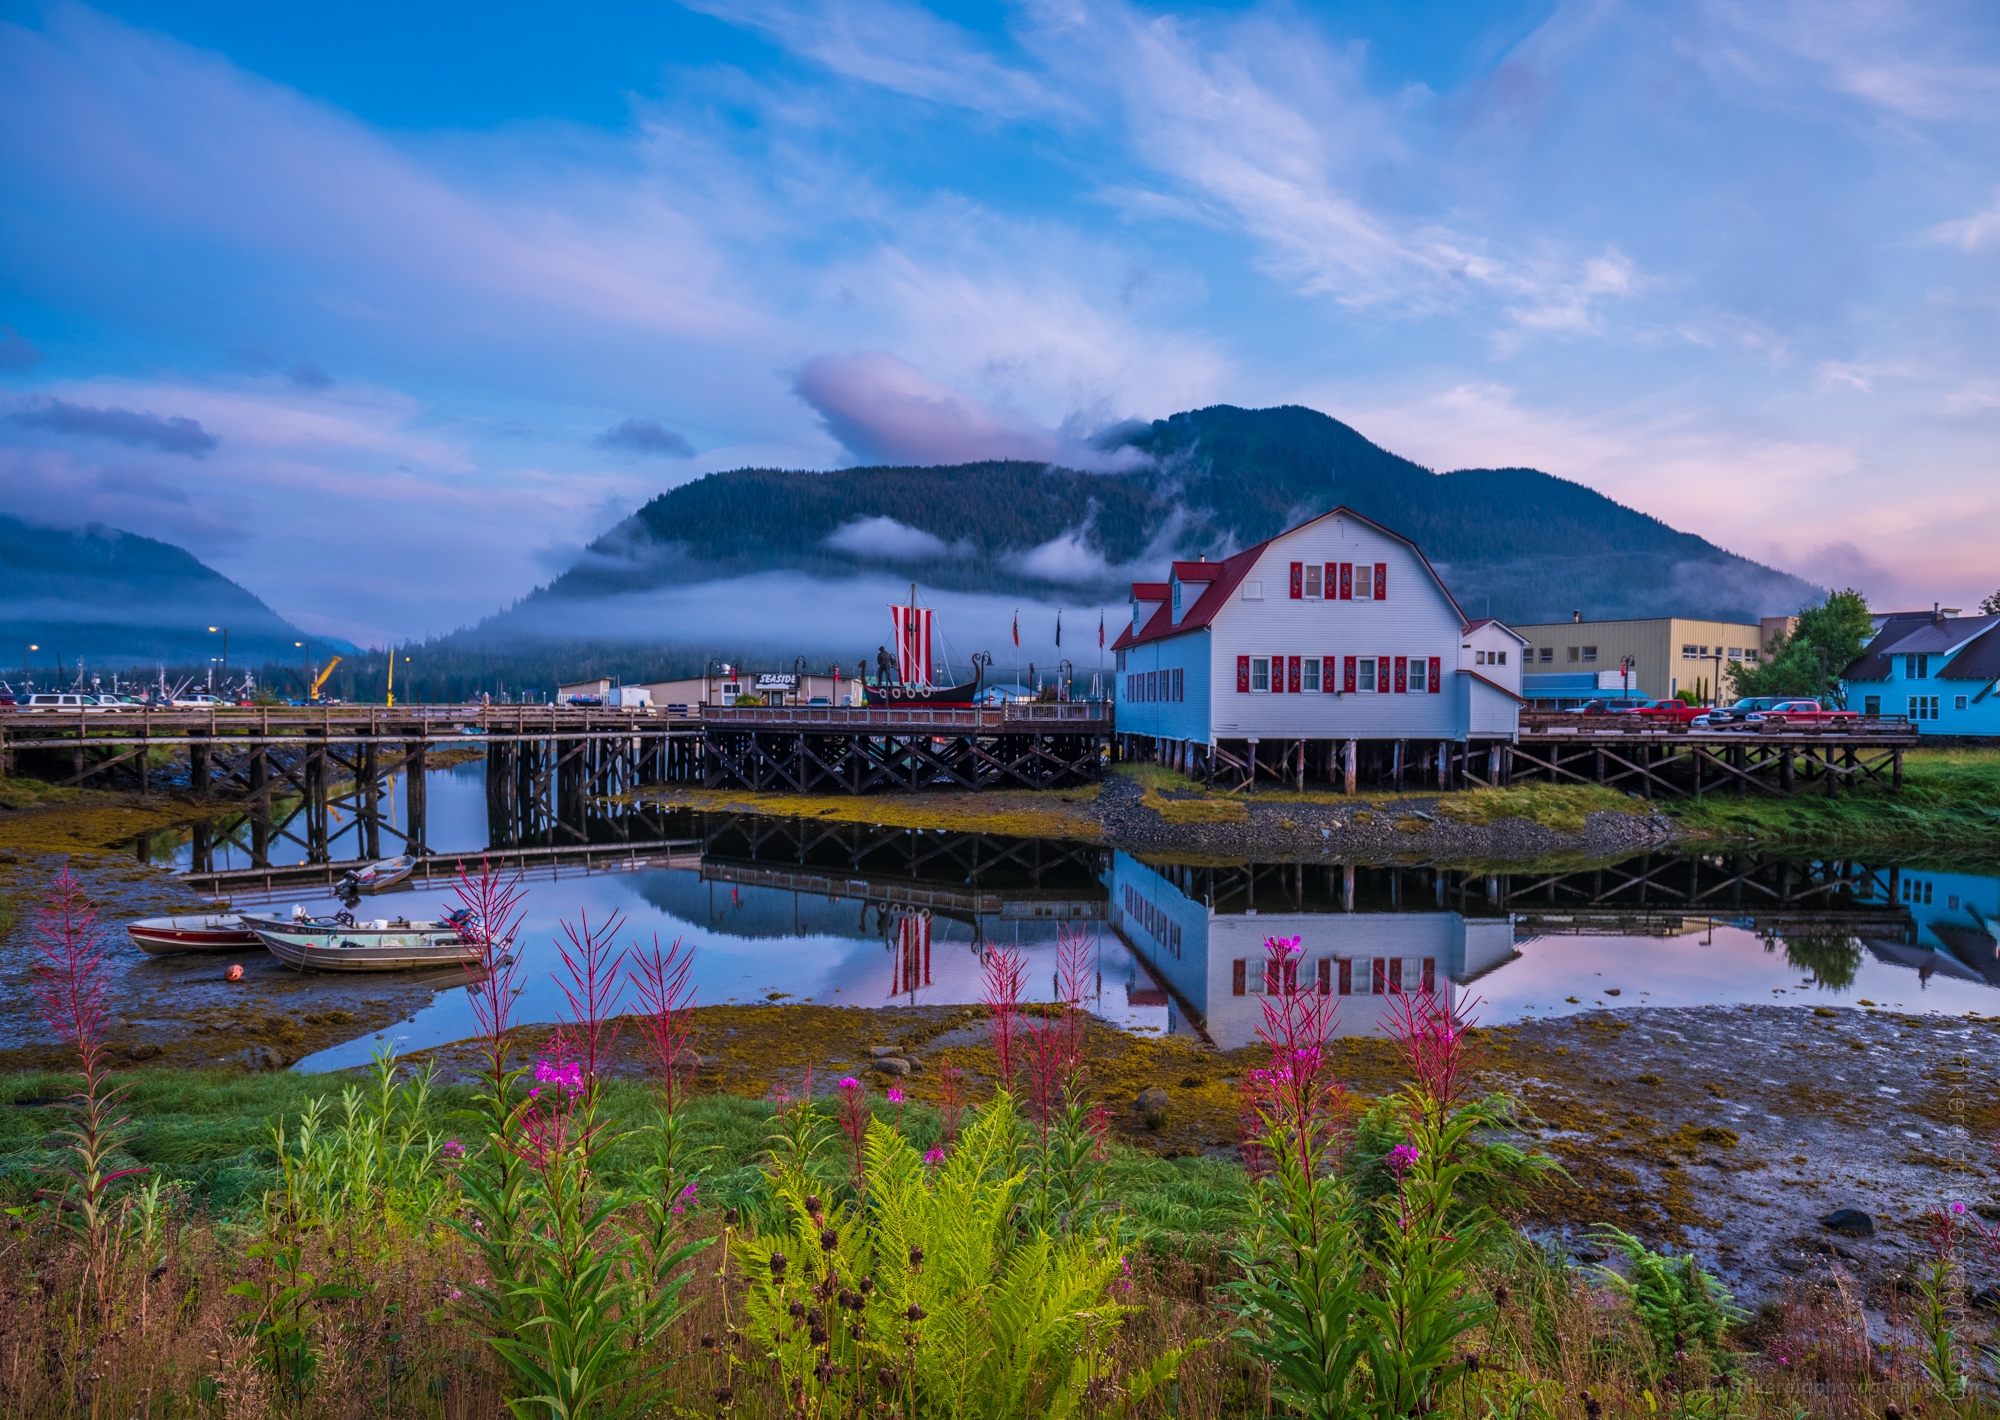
208;626;228;673
21;643;36;693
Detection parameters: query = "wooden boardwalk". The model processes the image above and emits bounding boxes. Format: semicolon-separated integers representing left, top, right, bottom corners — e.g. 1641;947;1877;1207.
1506;713;1920;799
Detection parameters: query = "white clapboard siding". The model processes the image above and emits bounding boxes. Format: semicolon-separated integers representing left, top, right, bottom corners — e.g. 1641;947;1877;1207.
1205;515;1470;740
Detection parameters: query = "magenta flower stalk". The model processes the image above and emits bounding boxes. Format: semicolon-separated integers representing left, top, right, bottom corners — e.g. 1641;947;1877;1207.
936;1062;967;1143
631;933;697;1114
837;1076;870;1194
980;945;1026;1088
552;908;628;1095
452;856;529;1085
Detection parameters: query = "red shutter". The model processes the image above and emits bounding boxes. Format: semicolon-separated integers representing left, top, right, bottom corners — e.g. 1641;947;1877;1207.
1317;958;1331;995
1339;563;1353;600
1323;562;1336;602
1289;561;1303;599
1264;959;1281;994
1232;959;1246;996
1372;958;1387;994
1236;655;1250;693
1394;656;1407;693
1337;958;1352;995
1343;656;1357;693
1428;656;1442;693
1422;958;1436;993
1374;562;1387;599
1288;656;1302;693
1380;655;1391;691
1324;654;1338;692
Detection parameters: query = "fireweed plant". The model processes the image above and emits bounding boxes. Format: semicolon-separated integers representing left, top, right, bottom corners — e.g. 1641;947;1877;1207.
448;862;707;1419
1230;935;1514;1419
1014;925;1113;1236
28;865;149;1317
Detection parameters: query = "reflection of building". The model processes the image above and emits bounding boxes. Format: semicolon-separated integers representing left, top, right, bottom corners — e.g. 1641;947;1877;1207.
1870;868;2000;985
1105;854;1518;1048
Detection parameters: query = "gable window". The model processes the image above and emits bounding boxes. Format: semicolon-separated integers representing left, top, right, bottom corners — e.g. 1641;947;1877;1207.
1303;657;1321;692
1243;580;1264;601
1251;657;1271;692
1305;563;1322;598
1172;581;1181;612
1353;564;1374;600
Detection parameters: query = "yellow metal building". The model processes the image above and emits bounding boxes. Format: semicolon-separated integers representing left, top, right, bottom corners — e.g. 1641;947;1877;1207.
1511;617;1772;704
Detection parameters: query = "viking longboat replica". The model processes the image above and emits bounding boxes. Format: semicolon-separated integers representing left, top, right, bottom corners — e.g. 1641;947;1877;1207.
244;906;488;973
862;586;987;707
126;912;263;956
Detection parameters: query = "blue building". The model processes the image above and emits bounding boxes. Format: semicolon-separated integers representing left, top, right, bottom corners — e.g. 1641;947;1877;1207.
1841;610;2000;736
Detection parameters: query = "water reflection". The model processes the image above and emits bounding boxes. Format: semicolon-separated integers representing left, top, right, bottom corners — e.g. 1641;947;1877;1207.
1108;855;2000;1048
135;760;2000;1065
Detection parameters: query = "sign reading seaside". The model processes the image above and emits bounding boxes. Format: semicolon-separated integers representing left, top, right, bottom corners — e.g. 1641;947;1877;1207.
755;674;799;691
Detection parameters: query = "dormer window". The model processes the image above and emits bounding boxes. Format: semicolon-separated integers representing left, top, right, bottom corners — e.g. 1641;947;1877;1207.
1132;601;1141;633
1172;580;1182;612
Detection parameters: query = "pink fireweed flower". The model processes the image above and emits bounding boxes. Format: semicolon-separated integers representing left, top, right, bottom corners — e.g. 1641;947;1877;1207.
886;1086;905;1104
923;1148;946;1166
1388;1143;1421;1177
1952;1201;1968;1215
839;1077;861;1091
441;1139;466;1163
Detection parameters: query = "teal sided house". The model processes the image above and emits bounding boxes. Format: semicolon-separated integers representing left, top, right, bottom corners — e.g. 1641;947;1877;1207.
1841;611;2000;737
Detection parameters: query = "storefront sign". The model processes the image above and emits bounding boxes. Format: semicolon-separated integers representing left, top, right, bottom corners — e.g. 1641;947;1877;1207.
755;673;799;691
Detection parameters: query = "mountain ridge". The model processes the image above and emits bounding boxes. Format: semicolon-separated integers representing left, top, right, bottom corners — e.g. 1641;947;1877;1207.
465;403;1817;642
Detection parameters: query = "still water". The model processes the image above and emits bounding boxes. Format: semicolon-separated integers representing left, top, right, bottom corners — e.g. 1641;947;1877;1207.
142;761;2000;1066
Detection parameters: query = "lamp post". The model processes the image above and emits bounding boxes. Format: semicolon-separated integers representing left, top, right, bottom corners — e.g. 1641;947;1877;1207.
208;626;228;673
295;641;312;702
22;643;36;693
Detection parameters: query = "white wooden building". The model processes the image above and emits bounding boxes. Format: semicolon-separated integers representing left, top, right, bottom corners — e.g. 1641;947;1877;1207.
1109;506;1525;789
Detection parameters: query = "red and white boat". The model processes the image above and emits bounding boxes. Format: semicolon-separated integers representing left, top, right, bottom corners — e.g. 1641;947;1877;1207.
125;912;262;956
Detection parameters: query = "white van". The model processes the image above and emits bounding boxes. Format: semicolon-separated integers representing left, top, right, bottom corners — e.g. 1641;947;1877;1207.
18;693;108;713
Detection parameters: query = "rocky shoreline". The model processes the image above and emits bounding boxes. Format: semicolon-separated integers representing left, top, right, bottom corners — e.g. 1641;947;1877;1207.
1088;770;1688;862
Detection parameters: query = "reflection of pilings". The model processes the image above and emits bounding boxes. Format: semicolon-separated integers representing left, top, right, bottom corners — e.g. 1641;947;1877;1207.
304;737;328;862
404;740;428;854
361;743;381;859
249;747;270;867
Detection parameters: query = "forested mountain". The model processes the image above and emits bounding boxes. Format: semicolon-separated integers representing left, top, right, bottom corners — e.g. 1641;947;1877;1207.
462;403;1816;640
0;515;328;681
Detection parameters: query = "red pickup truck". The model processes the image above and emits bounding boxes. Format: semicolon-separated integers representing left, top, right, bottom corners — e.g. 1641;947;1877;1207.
1743;699;1860;728
1623;700;1706;727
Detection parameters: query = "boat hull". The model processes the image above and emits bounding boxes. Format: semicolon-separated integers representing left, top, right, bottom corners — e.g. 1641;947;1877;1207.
126;915;261;955
252;925;478;972
862;673;984;707
340;856;417;894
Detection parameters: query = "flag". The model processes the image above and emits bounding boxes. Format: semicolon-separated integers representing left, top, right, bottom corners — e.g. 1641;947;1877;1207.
1012;610;1019;648
1055;608;1062;647
1098;609;1104;649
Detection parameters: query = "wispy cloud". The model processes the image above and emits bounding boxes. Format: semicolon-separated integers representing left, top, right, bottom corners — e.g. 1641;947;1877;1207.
594;418;696;458
0;326;41;374
7;398;218;455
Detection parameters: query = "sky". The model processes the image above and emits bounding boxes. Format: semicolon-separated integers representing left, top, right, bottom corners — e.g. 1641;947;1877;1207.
0;0;1995;647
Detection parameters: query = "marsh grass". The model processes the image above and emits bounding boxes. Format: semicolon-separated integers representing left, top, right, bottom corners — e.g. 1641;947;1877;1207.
1670;746;2000;854
1436;783;1648;833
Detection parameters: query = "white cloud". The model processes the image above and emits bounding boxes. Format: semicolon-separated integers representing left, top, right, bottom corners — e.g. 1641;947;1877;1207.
1004;529;1113;584
1925;194;2000;251
823;515;953;560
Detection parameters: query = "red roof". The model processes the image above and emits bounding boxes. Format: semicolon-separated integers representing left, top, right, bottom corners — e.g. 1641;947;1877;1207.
1114;506;1468;650
1171;560;1223;581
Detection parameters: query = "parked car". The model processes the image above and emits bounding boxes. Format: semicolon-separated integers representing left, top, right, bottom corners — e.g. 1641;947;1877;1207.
1690;696;1782;729
1624;699;1707;726
1745;699;1860;728
16;693;111;713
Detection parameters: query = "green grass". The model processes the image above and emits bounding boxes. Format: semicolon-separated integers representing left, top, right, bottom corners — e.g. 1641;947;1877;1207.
1435;783;1648;833
0;1068;1254;1250
1667;746;2000;857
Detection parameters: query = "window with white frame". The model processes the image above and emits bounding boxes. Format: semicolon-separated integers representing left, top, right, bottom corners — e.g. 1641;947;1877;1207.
1357;658;1377;692
1539;647;1553;663
1582;646;1598;663
1304;564;1322;598
1956;695;1968;711
1303;657;1321;692
1353;564;1373;599
1172;581;1181;612
1251;657;1270;692
1243;581;1264;601
1408;658;1428;692
1681;644;1700;660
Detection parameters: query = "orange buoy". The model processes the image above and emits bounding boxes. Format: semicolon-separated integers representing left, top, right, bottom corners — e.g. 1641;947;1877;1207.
225;963;244;982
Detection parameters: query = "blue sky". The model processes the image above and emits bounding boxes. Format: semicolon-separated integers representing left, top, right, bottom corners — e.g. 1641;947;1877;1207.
0;0;1995;645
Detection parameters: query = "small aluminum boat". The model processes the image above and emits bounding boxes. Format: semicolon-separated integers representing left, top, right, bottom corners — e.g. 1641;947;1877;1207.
339;855;417;894
126;913;262;956
250;920;481;973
